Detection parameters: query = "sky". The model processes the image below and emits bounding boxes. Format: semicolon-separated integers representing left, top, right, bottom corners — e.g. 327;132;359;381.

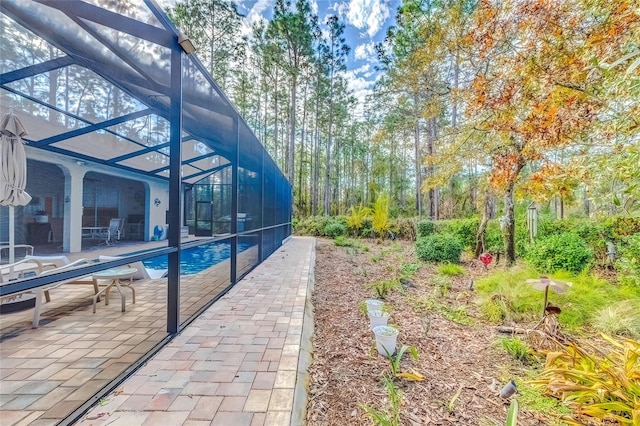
235;0;401;114
157;0;401;115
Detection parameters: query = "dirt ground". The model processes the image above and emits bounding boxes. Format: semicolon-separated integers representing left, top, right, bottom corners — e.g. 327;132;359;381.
306;238;552;426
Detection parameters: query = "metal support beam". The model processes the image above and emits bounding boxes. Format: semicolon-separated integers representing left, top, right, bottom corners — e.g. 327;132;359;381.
167;46;183;334
36;109;152;147
230;118;239;285
0;56;75;85
38;0;172;46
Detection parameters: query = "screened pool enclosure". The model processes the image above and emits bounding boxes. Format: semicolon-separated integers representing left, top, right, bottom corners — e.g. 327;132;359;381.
0;0;291;422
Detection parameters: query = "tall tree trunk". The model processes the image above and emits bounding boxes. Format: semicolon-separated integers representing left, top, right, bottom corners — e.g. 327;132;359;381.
448;55;460;218
414;117;422;217
503;182;517;266
332;134;339;212
273;70;279;163
324;82;334;215
426;118;435;219
297;81;308;215
288;75;297;184
583;187;590;217
312;87;320;215
475;191;492;257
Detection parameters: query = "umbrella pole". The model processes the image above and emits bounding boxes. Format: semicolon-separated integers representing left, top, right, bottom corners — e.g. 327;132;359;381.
9;205;15;264
543;284;549;317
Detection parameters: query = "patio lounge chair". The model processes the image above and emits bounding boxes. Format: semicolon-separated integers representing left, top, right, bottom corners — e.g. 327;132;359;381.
25;254;71;268
0;258;44;282
98;255;167;279
0;258;90;328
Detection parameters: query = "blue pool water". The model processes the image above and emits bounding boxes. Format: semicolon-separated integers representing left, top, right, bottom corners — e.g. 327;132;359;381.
126;241;253;275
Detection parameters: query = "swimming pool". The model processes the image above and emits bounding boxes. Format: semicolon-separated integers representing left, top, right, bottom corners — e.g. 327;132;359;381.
126;241;254;275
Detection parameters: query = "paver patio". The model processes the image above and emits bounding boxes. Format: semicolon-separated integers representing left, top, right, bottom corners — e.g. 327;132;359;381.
0;237;314;425
72;236;315;426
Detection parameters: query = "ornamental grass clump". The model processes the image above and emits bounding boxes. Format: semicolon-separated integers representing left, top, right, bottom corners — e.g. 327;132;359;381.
532;335;640;425
592;300;640;339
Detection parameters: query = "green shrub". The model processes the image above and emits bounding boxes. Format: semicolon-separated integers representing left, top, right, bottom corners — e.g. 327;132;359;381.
356;217;374;238
294;216;333;236
324;221;347;238
392;217;417;241
416;234;463;263
536;217;611;262
604;215;640;237
525;233;593;274
416;220;436;237
482;219;504;255
435;219;478;250
616;233;640;287
515;216;531;258
528;217;640;265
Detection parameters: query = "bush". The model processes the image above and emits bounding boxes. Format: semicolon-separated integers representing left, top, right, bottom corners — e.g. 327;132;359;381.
294;216;332;236
435;218;479;250
525;233;593;274
416;234;463;263
484;220;504;254
346;204;371;236
360;218;376;238
616;233;640;287
372;195;390;237
324;221;347;238
604;215;640;238
392;217;417;241
416;220;436;238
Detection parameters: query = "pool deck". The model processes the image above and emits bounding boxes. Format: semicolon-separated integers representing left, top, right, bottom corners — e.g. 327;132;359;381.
73;236;315;426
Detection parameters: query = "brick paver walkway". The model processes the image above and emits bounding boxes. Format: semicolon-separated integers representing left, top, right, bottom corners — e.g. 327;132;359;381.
75;236;315;426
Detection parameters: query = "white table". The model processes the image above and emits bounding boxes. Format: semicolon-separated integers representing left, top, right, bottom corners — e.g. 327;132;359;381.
91;267;137;313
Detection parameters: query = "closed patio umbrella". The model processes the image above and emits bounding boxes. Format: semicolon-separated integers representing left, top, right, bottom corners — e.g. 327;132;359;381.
0;110;31;265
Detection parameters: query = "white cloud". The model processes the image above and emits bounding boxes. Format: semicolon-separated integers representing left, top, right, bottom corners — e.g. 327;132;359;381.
330;2;350;17
309;0;319;15
352;63;371;75
341;68;376;116
236;0;272;37
346;0;390;38
354;42;377;61
247;0;271;25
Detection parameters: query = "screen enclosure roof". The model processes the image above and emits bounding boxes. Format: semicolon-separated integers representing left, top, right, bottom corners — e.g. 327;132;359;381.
0;0;273;184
